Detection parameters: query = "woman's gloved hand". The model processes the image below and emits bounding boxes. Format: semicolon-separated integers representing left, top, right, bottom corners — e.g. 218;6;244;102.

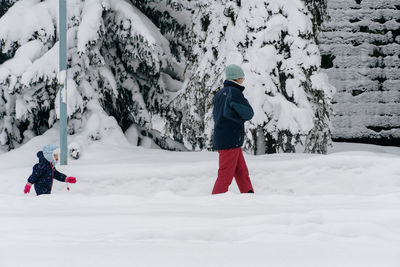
65;177;77;183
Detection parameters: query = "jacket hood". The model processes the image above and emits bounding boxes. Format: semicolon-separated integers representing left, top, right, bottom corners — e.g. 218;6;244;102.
37;151;53;165
224;80;245;92
37;151;47;163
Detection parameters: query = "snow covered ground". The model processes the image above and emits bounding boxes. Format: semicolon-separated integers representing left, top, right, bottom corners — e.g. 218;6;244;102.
1;131;400;267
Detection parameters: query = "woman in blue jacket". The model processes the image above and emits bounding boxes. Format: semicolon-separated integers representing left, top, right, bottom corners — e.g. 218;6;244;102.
24;144;77;195
212;64;255;194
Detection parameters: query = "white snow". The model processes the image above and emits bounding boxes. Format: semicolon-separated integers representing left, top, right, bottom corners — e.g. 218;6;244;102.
160;72;183;93
0;40;45;93
99;67;118;96
77;0;104;53
110;0;171;51
124;124;140;146
55;78;84;117
0;0;54;52
0;130;399;267
151;114;167;133
15;97;28;120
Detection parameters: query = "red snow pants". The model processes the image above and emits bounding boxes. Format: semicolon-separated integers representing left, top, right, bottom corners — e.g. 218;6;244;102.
212;148;254;194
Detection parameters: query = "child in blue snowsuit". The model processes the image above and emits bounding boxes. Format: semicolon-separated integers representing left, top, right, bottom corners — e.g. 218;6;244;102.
24;144;77;195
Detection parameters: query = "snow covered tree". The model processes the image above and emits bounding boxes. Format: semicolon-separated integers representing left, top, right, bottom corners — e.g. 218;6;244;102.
303;0;329;42
0;0;17;65
0;0;17;18
0;0;182;154
136;0;335;154
0;0;335;155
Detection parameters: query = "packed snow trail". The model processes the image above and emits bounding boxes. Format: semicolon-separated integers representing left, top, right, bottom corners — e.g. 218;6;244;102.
1;193;399;267
0;134;399;266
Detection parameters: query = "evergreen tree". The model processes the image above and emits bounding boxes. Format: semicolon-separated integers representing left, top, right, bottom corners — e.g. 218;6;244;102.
138;0;335;153
0;0;175;153
303;0;329;43
0;0;16;18
0;0;334;155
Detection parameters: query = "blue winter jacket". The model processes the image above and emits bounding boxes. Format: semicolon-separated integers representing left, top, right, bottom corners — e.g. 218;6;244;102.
213;80;254;150
27;151;67;195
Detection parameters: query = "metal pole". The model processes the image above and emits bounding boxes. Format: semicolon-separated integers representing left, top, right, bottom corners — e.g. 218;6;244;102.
59;0;68;165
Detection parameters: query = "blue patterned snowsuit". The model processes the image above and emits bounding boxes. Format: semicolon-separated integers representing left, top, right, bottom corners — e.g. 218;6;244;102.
27;151;67;195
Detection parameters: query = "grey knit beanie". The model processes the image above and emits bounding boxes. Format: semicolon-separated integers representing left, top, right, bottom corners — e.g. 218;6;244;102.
225;64;245;80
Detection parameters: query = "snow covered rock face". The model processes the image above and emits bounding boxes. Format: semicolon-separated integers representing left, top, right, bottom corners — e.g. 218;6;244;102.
319;0;400;145
0;0;334;154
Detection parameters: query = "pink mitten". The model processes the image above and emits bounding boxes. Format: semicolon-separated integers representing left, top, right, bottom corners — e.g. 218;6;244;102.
66;177;77;183
24;183;32;194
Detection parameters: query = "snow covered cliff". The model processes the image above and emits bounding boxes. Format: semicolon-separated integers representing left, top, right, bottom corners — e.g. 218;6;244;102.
320;0;400;145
